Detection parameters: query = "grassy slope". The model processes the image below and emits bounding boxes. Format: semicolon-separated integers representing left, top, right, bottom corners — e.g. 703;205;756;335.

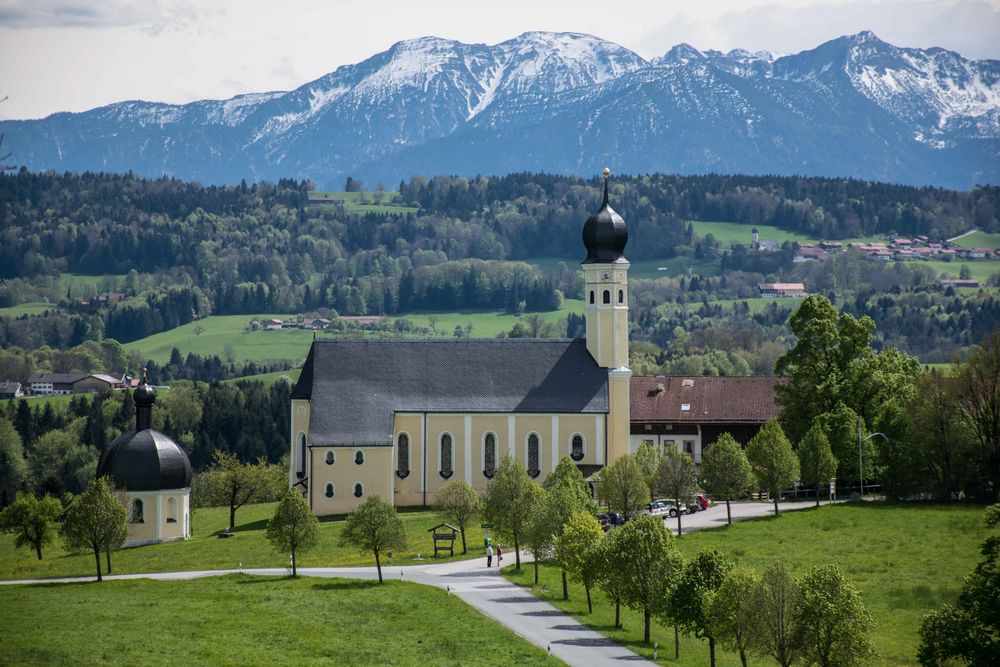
0;302;60;317
925;258;1000;282
0;503;489;581
505;503;988;667
950;230;1000;249
0;575;558;666
688;220;885;246
309;190;419;214
124;300;584;365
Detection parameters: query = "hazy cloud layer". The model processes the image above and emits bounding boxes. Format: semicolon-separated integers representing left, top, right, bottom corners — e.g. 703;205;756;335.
639;0;1000;60
0;0;206;33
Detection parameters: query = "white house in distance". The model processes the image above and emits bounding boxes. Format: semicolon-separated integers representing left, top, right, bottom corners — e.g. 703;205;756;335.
758;282;807;298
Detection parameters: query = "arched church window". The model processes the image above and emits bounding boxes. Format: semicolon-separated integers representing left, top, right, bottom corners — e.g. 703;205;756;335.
355;450;365;465
618;289;624;304
484;432;497;478
166;497;177;523
296;433;306;479
325;483;335;498
527;433;540;478
130;499;144;524
571;434;585;461
353;483;364;498
325;451;335;465
602;290;611;304
589;290;595;304
396;433;410;478
440;433;454;479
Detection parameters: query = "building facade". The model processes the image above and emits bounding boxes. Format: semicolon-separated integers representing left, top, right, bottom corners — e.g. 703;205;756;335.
290;174;632;515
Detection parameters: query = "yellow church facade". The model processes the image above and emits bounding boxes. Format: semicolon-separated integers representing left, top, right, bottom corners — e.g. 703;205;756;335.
289;176;633;515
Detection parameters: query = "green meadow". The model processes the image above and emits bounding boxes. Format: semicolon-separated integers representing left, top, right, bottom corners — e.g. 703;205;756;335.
949;230;1000;249
505;503;988;667
688;220;885;247
309;190;420;214
124;300;585;365
0;576;557;666
926;258;1000;282
0;503;488;582
0;302;60;318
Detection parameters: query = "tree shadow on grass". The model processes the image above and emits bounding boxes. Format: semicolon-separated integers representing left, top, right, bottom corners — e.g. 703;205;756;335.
228;519;268;533
312;580;380;591
234;575;290;584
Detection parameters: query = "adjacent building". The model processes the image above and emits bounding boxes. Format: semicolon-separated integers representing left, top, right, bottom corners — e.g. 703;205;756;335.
28;372;125;396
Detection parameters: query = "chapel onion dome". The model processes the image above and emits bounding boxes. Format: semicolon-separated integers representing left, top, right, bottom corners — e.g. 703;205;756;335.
582;169;628;264
96;381;192;492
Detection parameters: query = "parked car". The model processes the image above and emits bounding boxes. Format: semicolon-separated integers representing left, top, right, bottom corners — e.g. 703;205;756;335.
597;512;625;531
694;494;711;511
640;500;672;517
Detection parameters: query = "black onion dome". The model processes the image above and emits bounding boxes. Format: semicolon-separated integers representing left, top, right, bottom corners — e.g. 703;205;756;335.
133;382;156;407
97;429;192;491
582;178;628;264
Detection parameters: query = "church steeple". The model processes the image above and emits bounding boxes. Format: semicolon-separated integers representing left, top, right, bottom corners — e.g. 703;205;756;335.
582;169;630;369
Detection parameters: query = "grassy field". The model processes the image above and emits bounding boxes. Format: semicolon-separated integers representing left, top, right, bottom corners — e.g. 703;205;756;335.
688;220;885;247
124;301;585;365
0;503;489;581
222;369;302;386
0;576;558;666
0;302;60;318
925;258;1000;282
950;230;1000;249
505;503;989;667
309;190;420;214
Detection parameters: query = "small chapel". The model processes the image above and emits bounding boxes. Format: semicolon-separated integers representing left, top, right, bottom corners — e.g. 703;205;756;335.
289;170;633;514
97;380;193;545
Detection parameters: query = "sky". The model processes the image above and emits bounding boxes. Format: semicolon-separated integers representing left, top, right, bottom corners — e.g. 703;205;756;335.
1;0;999;120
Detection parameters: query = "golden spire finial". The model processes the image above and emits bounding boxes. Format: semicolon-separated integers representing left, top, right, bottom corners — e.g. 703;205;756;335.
602;167;610;177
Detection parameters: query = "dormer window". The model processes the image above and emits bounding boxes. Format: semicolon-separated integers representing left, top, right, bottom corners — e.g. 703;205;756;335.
681;403;691;411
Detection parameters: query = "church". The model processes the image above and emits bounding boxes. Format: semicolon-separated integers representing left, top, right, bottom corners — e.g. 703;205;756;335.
289;171;634;514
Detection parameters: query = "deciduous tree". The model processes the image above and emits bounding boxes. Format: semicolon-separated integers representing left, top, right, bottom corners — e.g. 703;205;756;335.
608;515;683;644
751;561;805;667
796;564;876;667
596;454;648;520
955;331;1000;501
61;477;127;582
0;492;62;560
339;495;406;584
653;445;699;535
670;549;733;667
798;422;838;506
747;419;799;516
0;417;27;506
482;454;535;570
434;479;480;554
554;511;603;613
202;451;276;530
700;433;754;524
266;489;319;577
710;565;760;667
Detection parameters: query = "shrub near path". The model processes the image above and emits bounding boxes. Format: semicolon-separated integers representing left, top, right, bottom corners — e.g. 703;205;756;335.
504;504;988;666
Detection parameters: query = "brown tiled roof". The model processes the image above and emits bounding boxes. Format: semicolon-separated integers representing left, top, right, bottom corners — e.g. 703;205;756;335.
630;376;785;424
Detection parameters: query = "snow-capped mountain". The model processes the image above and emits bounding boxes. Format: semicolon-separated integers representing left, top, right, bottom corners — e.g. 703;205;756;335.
3;31;997;189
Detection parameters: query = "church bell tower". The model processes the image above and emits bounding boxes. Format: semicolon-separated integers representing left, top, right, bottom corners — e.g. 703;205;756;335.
582;168;631;463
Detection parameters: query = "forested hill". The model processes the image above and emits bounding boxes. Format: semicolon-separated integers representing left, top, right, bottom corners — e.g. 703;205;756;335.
3;171;998;278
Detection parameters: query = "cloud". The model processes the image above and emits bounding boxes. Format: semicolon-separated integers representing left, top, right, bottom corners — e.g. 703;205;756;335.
0;0;209;33
638;0;1000;60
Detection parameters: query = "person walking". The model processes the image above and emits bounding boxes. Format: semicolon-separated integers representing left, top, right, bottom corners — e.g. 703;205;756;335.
496;545;503;567
486;543;494;568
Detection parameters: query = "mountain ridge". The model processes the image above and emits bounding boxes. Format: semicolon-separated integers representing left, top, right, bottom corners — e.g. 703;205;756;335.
3;31;998;189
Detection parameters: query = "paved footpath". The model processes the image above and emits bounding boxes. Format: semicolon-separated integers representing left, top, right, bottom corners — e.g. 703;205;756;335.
1;500;825;666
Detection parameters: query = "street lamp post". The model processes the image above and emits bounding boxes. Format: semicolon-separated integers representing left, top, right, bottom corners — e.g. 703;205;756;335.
857;425;888;498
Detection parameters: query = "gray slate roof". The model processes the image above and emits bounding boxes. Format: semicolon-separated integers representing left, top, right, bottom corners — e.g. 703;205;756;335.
292;339;609;446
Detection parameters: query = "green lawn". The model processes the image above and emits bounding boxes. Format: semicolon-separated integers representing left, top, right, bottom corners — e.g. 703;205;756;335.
0;575;557;666
309;190;419;214
950;230;1000;249
0;302;59;318
925;258;1000;283
125;301;584;365
0;503;489;581
505;503;989;667
688;220;884;247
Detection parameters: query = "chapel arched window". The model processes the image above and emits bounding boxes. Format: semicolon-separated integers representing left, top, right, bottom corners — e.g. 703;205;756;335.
527;433;540;478
603;290;611;304
484;433;497;479
440;433;453;479
571;434;585;461
396;434;410;479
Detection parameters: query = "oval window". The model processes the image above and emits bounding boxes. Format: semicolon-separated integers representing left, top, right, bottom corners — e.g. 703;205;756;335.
353;483;364;498
355;450;364;465
325;483;334;498
325;451;335;465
